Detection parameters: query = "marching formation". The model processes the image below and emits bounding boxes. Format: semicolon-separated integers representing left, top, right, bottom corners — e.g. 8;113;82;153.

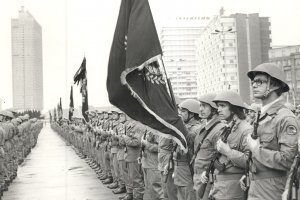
0;110;43;199
52;62;300;200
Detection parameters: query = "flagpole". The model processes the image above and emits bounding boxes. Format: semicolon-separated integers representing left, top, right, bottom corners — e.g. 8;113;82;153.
160;59;176;108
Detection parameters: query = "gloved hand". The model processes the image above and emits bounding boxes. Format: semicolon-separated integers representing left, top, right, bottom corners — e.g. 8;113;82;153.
247;134;260;153
200;171;208;183
216;139;232;156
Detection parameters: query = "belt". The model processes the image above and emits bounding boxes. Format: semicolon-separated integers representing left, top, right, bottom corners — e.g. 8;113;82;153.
250;171;287;180
175;161;189;166
214;174;243;181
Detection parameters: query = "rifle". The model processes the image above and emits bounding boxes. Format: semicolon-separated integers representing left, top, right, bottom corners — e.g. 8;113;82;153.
287;153;300;200
198;119;236;199
244;111;261;200
138;130;148;174
164;143;178;183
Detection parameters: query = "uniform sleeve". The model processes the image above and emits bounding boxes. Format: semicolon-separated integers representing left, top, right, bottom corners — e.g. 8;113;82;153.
145;141;158;153
227;128;252;168
124;133;141;147
253;117;299;170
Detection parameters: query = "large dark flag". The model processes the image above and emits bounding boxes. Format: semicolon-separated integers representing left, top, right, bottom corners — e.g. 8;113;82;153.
74;57;89;123
69;86;74;120
106;0;188;150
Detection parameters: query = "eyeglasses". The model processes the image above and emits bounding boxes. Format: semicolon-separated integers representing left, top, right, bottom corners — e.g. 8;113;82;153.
251;79;268;86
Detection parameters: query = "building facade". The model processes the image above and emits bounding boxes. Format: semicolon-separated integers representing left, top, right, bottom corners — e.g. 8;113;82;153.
196;13;271;103
11;7;43;110
160;17;211;99
269;45;300;105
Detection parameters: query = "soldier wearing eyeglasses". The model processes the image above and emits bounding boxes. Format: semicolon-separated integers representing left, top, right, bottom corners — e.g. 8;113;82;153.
242;63;300;200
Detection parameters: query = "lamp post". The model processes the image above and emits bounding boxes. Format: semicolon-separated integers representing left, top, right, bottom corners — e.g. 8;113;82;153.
211;27;235;90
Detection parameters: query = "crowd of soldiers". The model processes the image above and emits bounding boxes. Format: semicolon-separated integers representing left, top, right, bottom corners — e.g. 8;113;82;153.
52;63;300;200
0;110;43;199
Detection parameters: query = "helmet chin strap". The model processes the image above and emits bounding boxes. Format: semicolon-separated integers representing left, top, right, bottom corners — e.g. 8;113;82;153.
262;77;279;99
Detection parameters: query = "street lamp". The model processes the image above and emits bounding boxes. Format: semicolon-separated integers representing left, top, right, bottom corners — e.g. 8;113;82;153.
211;27;235;90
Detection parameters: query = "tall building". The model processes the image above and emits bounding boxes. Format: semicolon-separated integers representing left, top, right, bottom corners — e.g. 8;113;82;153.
160;17;211;99
11;7;43;110
196;13;271;103
269;45;300;105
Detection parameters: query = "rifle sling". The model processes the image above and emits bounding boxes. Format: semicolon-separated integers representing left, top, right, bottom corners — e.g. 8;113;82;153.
195;121;221;155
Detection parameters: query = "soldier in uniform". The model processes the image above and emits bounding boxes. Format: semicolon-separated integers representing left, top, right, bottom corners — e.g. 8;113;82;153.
208;91;252;200
120;121;144;200
173;99;202;200
242;63;300;200
158;136;177;200
108;109;122;190
193;93;225;200
113;111;128;194
140;129;164;200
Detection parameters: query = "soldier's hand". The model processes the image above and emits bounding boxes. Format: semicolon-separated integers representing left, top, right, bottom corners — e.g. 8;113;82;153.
200;171;208;183
216;139;232;156
247;134;260;152
239;175;247;191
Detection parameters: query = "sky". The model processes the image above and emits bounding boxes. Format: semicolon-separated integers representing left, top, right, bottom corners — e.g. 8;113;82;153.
0;0;300;113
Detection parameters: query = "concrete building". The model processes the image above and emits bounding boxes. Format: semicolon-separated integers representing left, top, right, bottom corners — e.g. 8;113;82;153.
160;16;211;99
11;7;43;110
269;45;300;105
196;13;271;103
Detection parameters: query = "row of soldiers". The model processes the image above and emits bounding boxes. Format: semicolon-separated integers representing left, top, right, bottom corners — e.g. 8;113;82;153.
52;63;299;200
0;110;43;198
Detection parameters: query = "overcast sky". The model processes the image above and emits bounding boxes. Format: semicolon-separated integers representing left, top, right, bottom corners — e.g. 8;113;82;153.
0;0;299;112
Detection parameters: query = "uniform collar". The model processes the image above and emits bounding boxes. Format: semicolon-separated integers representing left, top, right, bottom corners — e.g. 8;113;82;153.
261;96;285;116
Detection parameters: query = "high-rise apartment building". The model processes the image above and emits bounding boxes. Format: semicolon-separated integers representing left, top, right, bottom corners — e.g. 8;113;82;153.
160;17;211;99
196;13;271;103
11;7;43;110
269;45;300;105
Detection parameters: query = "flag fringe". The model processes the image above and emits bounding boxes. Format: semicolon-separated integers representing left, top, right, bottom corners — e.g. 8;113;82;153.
120;55;188;152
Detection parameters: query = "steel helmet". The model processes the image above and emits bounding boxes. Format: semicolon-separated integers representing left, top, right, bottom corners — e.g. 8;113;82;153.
179;99;200;114
0;111;14;119
213;91;246;109
247;63;289;92
198;93;217;109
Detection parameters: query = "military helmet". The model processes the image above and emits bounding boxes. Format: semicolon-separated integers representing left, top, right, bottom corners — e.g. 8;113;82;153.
247;63;289;92
0;110;14;119
16;118;22;123
198;93;217;109
213;91;246;109
179;99;200;114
